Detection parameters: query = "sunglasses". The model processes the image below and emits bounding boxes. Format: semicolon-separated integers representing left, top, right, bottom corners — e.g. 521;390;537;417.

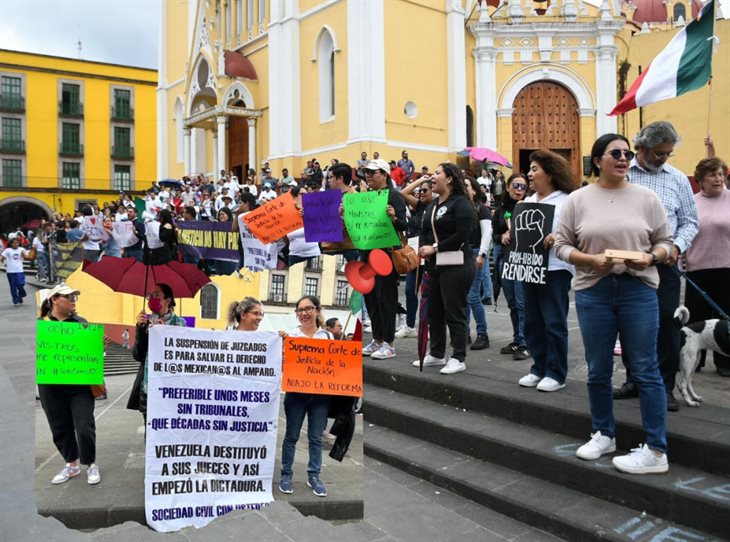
512;183;527;190
606;149;635;160
246;310;265;318
59;294;79;302
649;149;673;159
295;306;317;315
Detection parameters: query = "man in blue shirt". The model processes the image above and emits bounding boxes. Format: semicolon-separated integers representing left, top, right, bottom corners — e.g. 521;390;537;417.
613;121;699;412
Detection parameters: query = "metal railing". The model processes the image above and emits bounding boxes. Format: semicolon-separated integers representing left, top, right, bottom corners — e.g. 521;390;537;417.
0;95;25;112
59;101;84;117
111;145;134;159
111;104;134;121
0;139;25;153
59;141;84;156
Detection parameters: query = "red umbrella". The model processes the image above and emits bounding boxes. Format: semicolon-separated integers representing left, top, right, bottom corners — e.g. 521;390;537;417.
82;257;210;299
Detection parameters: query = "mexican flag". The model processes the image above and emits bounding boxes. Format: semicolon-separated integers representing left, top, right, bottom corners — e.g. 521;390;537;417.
609;0;715;116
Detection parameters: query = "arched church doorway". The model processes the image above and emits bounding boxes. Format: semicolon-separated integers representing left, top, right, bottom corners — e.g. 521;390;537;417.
0;197;52;235
228;108;250;180
512;81;581;182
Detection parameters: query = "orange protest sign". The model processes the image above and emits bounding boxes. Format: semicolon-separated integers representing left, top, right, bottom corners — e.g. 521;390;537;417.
282;337;362;397
243;192;304;244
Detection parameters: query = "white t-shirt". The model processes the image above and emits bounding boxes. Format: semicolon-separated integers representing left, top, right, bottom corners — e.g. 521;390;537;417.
33;236;45;253
2;247;27;273
287;228;321;258
258;189;277;204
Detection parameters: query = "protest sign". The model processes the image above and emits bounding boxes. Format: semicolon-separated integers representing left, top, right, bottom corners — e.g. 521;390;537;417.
302;190;343;242
502;202;554;285
237;215;279;272
177;220;239;261
282;337;362;397
36;320;104;384
81;216;109;243
146;327;282;533
53;241;84;279
110;221;139;248
243;193;303;245
343;190;400;249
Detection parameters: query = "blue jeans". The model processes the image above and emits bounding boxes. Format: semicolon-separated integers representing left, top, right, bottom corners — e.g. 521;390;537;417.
467;248;488;336
404;267;423;329
280;393;330;477
7;272;26;304
481;250;493;301
523;270;572;384
575;274;667;452
495;245;525;346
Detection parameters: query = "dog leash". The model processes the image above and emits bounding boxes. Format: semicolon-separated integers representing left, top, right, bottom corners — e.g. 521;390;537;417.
673;266;730;321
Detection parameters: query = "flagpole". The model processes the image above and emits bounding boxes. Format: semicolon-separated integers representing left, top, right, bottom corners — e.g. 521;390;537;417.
706;77;713;137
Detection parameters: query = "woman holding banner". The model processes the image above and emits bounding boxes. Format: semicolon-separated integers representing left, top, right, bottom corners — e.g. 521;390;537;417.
38;283;107;485
360;159;408;360
128;283;187;424
517;151;576;392
228;296;265;331
554;134;672;474
278;295;332;497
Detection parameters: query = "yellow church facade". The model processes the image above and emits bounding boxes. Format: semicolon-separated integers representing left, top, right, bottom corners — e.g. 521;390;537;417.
0;50;157;229
159;0;728;186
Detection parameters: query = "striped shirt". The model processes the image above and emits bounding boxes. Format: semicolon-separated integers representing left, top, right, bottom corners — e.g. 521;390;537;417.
628;159;699;254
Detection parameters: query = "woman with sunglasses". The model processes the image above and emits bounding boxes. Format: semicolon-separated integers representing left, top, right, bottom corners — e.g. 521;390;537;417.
491;174;530;360
38;283;108;485
555;134;673;474
278;296;332;497
128;283;187;424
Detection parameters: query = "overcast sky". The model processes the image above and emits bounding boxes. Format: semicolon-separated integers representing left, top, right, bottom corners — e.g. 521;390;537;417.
0;0;160;69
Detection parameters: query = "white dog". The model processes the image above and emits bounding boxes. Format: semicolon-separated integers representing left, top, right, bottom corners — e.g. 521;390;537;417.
675;306;730;407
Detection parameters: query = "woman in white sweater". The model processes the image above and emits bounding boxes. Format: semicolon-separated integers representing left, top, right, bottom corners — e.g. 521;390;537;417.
554;133;673;475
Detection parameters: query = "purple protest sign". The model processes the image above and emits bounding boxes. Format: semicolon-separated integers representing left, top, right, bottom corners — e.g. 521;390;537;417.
177;221;239;261
302;190;344;243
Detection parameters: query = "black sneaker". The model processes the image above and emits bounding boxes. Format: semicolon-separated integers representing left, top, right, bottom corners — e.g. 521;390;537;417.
666;391;679;412
512;346;531;360
482;297;492;306
500;342;519;355
470;334;490;350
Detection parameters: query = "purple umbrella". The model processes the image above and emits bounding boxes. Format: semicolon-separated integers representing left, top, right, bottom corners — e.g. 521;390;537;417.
462;147;513;168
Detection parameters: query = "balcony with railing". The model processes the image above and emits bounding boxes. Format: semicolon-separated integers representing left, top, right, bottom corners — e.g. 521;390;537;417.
111;145;134;160
0;95;25;113
59;101;84;117
111;104;134;122
0;139;25;154
59;141;84;156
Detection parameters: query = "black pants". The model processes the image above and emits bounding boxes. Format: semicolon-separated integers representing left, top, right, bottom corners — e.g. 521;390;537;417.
364;268;399;344
624;264;681;391
38;384;96;465
685;268;730;369
429;260;476;362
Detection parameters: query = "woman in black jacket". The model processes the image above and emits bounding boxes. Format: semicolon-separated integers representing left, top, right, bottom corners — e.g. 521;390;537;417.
418;163;477;375
491;173;529;360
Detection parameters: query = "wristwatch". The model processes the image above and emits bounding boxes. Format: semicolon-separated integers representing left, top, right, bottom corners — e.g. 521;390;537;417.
432;243;438;252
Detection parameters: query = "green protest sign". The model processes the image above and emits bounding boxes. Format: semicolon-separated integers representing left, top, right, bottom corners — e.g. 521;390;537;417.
36;320;104;384
343;190;400;249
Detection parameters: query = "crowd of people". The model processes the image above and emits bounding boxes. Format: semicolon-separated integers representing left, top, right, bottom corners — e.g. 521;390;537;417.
14;123;730;488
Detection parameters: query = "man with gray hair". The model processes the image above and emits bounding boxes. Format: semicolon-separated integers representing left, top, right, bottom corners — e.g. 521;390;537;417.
613;121;699;412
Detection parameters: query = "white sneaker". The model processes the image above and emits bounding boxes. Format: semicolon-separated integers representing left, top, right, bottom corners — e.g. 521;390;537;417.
612;444;668;474
362;319;372;333
412;354;446;367
395;326;417;339
439;358;466;375
87;463;101;485
396;314;406;331
371;343;396;360
576;431;616;460
52;463;81;484
537;377;566;392
362;339;381;356
518;374;541;387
